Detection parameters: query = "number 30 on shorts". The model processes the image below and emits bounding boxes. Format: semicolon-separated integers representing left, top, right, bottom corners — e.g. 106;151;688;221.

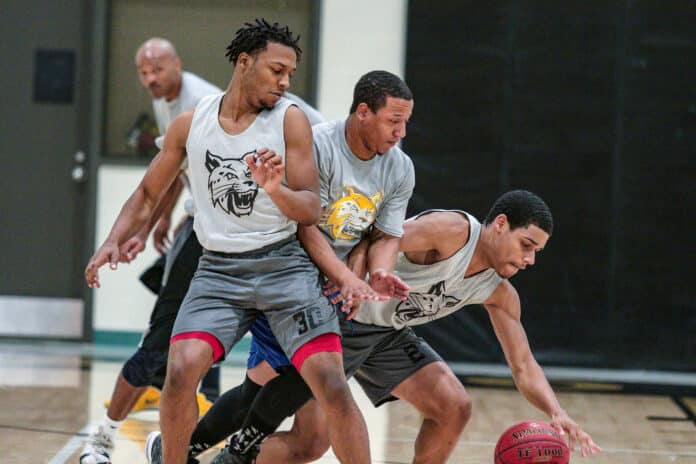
293;308;324;335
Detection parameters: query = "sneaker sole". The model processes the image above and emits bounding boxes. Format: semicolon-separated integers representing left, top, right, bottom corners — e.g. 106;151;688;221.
145;431;159;462
79;453;111;464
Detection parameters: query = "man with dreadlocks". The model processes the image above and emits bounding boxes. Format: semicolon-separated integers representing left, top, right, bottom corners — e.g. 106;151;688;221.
79;35;326;464
86;19;374;464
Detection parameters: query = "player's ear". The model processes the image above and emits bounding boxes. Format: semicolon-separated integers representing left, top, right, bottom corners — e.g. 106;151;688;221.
495;214;508;232
356;102;371;120
237;52;252;69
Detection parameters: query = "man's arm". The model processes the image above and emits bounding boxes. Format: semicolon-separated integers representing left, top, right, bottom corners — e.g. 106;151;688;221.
298;225;387;317
484;281;601;457
85;112;191;288
150;175;184;253
250;106;321;225
365;228;409;301
298;226;358;289
400;211;470;258
120;175;184;261
366;227;401;274
347;236;369;280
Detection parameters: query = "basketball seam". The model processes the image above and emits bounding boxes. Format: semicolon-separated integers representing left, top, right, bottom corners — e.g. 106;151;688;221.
496;438;567;458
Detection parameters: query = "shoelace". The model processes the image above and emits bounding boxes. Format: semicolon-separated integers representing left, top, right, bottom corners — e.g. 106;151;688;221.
88;432;113;456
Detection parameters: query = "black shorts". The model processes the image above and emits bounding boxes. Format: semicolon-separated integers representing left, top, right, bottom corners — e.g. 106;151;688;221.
139;217;202;352
341;317;443;407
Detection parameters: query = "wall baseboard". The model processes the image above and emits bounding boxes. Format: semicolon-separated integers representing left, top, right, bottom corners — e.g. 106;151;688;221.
93;330;253;354
0;296;83;338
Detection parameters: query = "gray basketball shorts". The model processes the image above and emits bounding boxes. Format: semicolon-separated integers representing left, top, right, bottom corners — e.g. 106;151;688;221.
172;237;341;361
341;317;443;407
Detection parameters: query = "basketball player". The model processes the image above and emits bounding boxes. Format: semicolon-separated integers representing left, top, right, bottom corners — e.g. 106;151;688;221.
146;69;417;464
198;191;603;463
85;19;375;464
79;37;221;464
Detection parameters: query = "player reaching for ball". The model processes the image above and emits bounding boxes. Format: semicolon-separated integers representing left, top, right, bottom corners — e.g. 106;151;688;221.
171;190;602;464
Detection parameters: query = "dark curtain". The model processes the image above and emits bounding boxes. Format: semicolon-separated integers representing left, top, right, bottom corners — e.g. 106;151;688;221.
405;0;696;371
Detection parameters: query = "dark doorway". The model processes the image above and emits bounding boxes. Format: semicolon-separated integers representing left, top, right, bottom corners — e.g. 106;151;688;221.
0;0;93;339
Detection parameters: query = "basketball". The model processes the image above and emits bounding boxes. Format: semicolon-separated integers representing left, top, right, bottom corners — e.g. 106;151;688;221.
494;420;570;464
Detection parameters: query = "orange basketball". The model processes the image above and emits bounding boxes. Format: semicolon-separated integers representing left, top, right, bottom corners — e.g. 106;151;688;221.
494;420;570;464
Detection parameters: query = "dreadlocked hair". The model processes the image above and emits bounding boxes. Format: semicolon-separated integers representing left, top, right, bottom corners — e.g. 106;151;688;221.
225;18;302;64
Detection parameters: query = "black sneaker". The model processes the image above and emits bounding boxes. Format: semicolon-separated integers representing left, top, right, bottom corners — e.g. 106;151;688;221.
210;436;260;464
145;431;199;464
209;446;253;464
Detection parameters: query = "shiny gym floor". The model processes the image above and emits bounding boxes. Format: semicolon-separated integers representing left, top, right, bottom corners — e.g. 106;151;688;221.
1;341;695;463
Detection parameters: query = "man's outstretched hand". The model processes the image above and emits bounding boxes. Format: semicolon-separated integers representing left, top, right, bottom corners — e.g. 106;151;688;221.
369;269;410;301
85;242;120;288
550;410;602;458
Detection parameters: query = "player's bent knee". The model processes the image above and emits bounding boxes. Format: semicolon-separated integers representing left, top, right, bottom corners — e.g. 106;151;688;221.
165;349;209;391
288;423;330;462
319;375;353;404
298;436;330;462
310;432;331;459
453;393;473;427
419;375;472;427
121;348;168;387
437;386;471;430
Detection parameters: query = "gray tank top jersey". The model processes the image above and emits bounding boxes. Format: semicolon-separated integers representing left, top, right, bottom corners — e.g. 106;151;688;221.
313;119;415;260
354;211;503;328
153;71;221;214
186;93;297;253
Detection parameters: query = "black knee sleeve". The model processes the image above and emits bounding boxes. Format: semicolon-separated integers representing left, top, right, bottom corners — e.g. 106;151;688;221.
121;348;168;387
247;366;314;432
189;375;262;457
229;368;314;457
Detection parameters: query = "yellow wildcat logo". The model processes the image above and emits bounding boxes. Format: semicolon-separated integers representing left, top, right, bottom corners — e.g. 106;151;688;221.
321;186;383;240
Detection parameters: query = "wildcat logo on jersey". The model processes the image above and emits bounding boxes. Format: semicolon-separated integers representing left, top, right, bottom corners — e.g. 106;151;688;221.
320;186;384;240
205;149;258;217
395;280;461;324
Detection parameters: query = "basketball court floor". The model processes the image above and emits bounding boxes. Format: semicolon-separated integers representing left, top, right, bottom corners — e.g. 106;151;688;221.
1;340;694;463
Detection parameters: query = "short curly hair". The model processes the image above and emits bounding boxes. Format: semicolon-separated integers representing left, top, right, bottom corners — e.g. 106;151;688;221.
225;18;302;64
349;70;413;114
484;190;553;235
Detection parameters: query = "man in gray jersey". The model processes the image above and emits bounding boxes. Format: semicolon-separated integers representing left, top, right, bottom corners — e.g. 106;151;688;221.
200;191;602;463
86;19;374;464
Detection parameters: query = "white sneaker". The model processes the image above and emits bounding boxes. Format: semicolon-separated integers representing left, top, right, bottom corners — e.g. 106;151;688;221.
79;425;114;464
